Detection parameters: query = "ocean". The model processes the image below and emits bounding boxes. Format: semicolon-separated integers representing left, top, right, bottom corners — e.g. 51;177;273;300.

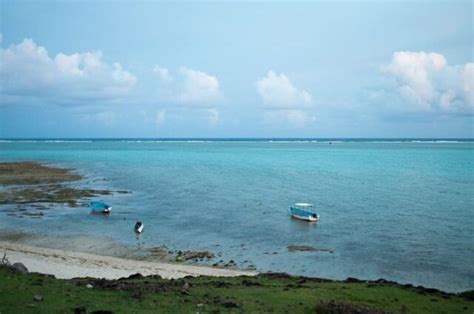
0;139;473;292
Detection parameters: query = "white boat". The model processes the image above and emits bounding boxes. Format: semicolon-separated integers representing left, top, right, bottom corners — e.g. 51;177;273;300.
289;203;320;222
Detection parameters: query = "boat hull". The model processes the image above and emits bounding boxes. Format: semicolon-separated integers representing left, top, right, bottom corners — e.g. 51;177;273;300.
89;202;112;214
289;206;319;222
91;208;111;214
291;213;319;222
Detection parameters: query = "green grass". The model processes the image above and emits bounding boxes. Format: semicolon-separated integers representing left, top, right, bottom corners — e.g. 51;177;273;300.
0;266;472;313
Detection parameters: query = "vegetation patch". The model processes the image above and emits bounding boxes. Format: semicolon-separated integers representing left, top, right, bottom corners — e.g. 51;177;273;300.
0;265;472;313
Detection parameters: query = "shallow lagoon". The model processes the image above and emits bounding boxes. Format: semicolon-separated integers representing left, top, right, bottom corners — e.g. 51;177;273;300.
1;139;473;292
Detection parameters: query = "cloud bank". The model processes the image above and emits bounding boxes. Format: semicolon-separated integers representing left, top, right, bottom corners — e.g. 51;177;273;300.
177;67;221;105
153;66;173;83
256;70;312;109
384;51;473;113
256;70;314;126
153;66;221;106
0;38;136;105
152;65;222;125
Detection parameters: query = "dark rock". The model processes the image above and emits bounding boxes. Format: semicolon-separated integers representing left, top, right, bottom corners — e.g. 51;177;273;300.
11;262;28;273
287;245;316;252
345;277;363;283
424;287;440;294
458;290;474;300
176;250;215;261
258;272;293;279
126;273;143;280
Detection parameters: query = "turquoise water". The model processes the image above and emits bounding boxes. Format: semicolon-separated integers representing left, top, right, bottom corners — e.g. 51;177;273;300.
1;139;473;292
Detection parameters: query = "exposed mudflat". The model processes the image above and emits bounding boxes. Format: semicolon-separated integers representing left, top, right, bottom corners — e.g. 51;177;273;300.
0;161;82;185
0;161;128;217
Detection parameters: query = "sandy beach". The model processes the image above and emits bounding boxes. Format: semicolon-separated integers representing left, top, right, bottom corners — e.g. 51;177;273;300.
0;241;257;280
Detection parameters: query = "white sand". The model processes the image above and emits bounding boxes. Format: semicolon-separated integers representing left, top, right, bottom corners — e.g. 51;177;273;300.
0;241;257;279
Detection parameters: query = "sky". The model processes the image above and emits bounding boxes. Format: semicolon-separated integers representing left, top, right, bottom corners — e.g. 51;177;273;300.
0;1;473;138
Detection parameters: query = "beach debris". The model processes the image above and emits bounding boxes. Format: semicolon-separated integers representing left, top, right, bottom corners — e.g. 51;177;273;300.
11;262;28;273
1;253;11;266
33;294;43;302
134;221;144;233
124;273;144;280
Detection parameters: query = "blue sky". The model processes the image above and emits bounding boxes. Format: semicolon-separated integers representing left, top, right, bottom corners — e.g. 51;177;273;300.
0;1;473;138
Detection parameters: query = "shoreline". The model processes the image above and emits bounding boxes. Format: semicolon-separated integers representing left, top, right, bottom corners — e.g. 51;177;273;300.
0;240;257;280
1;239;473;299
1;161;472;294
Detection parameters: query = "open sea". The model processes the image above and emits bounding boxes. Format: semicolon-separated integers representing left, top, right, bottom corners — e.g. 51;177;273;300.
0;138;473;292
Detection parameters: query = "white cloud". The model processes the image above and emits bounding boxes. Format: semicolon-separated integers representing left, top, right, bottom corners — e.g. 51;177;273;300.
153;65;173;83
256;70;312;109
384;51;473;113
256;70;315;126
151;66;221;126
152;66;221;107
177;67;221;105
0;38;136;105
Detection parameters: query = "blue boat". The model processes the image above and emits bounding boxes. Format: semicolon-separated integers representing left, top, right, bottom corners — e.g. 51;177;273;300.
89;201;112;214
289;203;319;222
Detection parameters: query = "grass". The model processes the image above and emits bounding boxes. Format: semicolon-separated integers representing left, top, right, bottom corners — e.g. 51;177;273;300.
0;266;472;313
